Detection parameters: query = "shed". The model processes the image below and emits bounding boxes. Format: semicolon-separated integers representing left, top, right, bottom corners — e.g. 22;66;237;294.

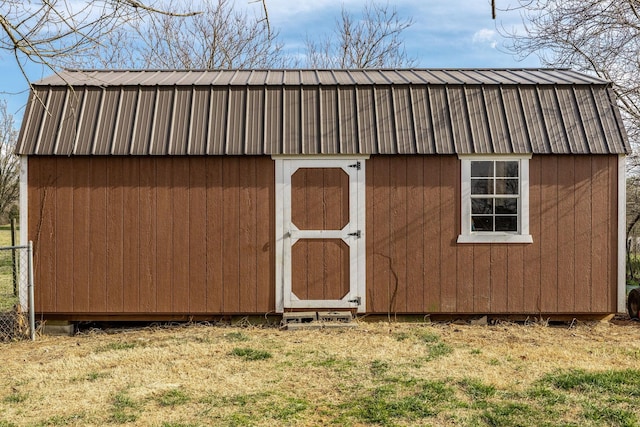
15;68;630;320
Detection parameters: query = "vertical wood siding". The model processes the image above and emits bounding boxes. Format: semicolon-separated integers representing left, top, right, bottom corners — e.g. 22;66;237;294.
29;154;618;317
366;155;619;314
29;156;275;315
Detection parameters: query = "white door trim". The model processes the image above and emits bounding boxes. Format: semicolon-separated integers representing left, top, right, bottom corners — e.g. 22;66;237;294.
274;156;367;313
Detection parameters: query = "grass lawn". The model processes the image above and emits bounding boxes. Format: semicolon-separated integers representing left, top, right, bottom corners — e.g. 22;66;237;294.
1;319;639;426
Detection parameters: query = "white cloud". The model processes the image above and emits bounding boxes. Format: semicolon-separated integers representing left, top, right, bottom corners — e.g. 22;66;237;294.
472;28;498;48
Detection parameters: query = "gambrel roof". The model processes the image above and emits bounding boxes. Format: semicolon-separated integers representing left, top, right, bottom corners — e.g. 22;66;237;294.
16;68;630;155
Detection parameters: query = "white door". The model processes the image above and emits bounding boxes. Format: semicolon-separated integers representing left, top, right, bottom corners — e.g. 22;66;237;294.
275;158;366;313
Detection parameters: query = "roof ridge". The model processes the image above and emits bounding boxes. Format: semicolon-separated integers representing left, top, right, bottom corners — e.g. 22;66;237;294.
35;68;609;87
61;67;575;72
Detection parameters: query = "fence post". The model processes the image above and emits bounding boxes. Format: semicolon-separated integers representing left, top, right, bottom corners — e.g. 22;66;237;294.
11;218;17;296
27;241;35;341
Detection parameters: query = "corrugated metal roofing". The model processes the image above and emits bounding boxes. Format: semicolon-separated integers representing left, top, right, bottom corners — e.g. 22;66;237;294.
16;69;630;155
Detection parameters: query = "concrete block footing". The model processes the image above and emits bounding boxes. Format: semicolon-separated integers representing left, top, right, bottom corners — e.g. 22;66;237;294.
282;312;318;323
318;311;353;322
282;311;355;330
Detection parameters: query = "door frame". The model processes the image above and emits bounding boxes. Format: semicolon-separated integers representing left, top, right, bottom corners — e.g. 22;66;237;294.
274;156;367;313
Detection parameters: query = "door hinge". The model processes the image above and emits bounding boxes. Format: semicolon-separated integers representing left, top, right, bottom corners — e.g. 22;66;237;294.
348;296;361;306
347;230;361;239
348;161;361;170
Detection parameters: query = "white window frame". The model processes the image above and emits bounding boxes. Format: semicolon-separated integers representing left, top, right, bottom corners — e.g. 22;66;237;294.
457;154;533;244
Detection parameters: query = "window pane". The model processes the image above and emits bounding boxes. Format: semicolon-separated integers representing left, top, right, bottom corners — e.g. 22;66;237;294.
496;161;519;177
472;198;493;214
472;216;493;231
471;179;493;194
495;216;518;231
471;161;493;177
495;178;519;195
495;198;518;214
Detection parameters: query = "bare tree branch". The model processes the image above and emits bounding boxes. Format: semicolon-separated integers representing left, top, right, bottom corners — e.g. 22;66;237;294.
249;0;271;37
305;1;416;69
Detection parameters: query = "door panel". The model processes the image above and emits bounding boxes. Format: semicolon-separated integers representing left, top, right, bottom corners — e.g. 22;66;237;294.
291;239;350;300
291;168;349;230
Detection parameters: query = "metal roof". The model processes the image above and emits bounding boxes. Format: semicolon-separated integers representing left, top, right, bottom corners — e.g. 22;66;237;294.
16;69;630;155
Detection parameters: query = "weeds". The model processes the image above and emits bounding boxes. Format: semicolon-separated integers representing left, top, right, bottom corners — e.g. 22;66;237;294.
229;347;272;361
311;355;355;371
266;397;308;421
526;385;567;406
110;390;139;423
481;402;538;427
370;359;389;376
160;423;200;427
347;380;455;426
416;329;441;343
393;331;410;341
3;392;27;404
224;331;249;342
459;378;496;400
201;392;306;425
33;414;86;426
84;371;110;382
582;404;637;427
95;341;137;353
542;369;640;395
157;389;190;407
426;341;453;361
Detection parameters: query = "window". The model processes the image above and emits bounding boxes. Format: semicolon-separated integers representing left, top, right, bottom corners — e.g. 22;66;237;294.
458;156;532;244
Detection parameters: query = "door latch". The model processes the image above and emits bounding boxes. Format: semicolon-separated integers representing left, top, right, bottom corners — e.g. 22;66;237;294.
348;161;361;170
347;230;361;239
348;296;361;306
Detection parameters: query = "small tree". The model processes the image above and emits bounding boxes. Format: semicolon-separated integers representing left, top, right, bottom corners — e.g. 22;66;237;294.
305;1;416;68
0;100;18;222
70;0;287;70
502;0;640;155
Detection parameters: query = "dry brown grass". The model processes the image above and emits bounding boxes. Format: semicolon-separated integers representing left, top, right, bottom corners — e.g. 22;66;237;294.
1;318;640;426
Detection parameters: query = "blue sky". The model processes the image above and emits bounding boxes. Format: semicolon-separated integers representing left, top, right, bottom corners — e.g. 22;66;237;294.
0;0;540;122
265;0;540;68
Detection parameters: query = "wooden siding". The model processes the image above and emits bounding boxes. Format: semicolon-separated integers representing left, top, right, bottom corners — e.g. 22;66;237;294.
365;155;619;314
29;154;619;317
29;156;275;316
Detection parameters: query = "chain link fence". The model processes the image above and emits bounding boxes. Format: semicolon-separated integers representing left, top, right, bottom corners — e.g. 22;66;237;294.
0;243;34;341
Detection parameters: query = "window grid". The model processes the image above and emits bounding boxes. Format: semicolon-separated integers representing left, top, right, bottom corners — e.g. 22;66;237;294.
470;160;520;233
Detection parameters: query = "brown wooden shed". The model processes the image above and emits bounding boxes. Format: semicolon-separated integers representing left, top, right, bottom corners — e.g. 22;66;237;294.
15;69;631;321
